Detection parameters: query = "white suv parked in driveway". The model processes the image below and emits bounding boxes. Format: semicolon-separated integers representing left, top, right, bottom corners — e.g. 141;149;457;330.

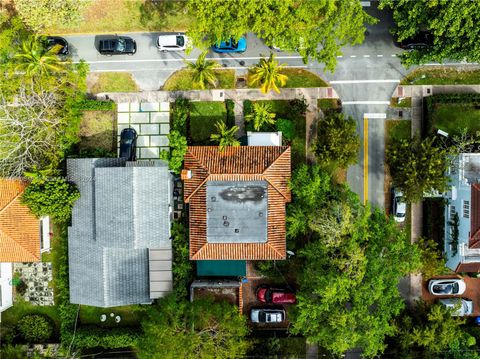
156;33;188;51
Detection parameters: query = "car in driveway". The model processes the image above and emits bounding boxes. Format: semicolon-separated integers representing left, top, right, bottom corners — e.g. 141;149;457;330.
395;31;433;51
45;36;69;56
439;298;473;316
119;128;137;161
256;286;296;304
98;36;136;56
428;278;466;296
250;308;285;324
212;37;247;53
157;33;188;51
392;188;406;222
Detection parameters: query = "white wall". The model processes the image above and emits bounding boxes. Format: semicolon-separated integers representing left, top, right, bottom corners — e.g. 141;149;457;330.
0;262;13;315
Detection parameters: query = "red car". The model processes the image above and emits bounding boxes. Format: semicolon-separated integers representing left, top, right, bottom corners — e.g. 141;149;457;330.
256;286;296;304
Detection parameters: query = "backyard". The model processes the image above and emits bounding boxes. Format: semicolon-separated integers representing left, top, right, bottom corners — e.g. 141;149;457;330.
79;305;142;328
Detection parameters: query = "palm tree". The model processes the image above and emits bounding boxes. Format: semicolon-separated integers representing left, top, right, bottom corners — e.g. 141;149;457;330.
184;50;219;89
210;121;240;152
249;53;288;94
245;102;276;131
15;36;64;76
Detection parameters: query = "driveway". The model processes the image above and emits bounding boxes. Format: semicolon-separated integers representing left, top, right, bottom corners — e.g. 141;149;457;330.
422;275;480;316
117;101;170;159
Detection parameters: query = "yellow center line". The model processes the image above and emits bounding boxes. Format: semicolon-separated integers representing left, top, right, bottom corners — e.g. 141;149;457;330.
363;117;368;205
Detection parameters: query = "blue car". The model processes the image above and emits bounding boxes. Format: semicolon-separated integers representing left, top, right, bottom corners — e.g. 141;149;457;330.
212;37;247;53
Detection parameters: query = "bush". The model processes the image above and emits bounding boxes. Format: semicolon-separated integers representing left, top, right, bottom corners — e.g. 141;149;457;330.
289;97;308;116
172;221;193;299
77;147;116;158
70;326;139;349
160;131;187;174
172;98;190;136
18;314;53;343
21;176;80;222
75;99;116;111
243;99;253;117
315;112;360;168
276;118;295;142
225;99;235;127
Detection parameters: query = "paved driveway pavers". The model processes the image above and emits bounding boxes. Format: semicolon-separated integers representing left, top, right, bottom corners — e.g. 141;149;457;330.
117;101;170;159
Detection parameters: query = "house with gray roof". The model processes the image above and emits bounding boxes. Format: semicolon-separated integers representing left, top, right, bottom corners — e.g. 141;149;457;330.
67;158;173;307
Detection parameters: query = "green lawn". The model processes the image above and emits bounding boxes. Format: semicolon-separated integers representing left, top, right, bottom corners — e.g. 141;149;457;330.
46;0;193;34
90;73;139;94
253;100;306;166
189;101;227;145
430;103;480;135
386;120;411;147
1;299;61;336
162;69;236;91
390;97;412;108
79;305;142;328
318;98;341;111
78;110;116;154
400;67;480;85
281;68;328;88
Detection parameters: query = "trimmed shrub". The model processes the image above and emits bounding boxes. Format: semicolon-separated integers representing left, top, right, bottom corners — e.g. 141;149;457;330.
172;98;190;136
172;221;193;299
289;97;308;116
160;131;187;174
75;99;116;111
225;99;235;127
18;314;53;343
67;326;139;349
276;118;295;142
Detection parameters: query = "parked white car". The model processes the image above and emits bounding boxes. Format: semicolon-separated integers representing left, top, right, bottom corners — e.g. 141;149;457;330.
250;308;285;324
156;33;188;51
392;188;406;222
439;298;473;316
428;278;466;296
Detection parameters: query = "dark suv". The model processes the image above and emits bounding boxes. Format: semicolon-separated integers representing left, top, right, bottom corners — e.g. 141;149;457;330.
119;128;137;161
99;36;136;56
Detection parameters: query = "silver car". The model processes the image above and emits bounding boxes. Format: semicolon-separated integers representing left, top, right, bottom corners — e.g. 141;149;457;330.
250;308;285;324
392;188;406;222
439;298;473;316
156;33;188;51
428;278;466;296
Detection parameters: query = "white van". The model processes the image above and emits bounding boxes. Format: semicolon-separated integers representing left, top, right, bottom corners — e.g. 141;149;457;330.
156;33;188;52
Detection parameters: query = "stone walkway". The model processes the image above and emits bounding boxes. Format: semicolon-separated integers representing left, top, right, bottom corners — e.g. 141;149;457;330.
117;101;170;159
100;87;338;160
14;262;54;306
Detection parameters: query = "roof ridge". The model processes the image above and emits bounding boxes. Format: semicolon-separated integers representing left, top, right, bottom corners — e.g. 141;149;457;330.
262;147;291;201
0;228;40;262
0;187;25;216
185;175;210;203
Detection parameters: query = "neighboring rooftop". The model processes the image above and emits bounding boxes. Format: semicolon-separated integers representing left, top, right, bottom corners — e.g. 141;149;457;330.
0;179;40;262
459;153;480;185
247;131;282;146
67;158;173;308
182;146;291;261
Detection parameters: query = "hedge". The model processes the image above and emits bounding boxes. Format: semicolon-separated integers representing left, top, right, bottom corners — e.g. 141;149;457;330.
75;99;116;111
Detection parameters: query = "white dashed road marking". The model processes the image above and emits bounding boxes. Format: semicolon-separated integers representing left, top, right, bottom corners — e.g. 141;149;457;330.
330;79;400;84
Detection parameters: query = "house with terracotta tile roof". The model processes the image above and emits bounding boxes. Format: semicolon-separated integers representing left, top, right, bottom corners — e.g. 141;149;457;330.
182;146;291;262
445;153;480;272
0;179;46;313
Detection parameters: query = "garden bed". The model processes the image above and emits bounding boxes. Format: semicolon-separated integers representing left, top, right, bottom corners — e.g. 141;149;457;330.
78;110;117;155
247;68;327;90
162;69;235;91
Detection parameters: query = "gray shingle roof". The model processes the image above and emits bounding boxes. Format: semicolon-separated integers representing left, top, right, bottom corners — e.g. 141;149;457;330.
67;158;173;307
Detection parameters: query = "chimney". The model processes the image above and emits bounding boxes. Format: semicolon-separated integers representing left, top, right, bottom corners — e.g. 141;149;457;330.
181;169;192;180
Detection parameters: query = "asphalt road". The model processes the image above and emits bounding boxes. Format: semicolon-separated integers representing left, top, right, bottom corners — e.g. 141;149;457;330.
62;2;407;209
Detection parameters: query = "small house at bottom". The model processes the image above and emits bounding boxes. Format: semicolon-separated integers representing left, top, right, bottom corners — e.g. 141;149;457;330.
181;146;291;266
67;158;173;307
445;153;480;272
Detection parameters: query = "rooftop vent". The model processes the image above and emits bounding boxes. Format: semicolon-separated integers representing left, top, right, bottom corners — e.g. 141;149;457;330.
258;212;263;217
234;229;240;233
211;196;216;202
223;215;227;220
223;221;230;227
180;169;192;180
207;208;212;212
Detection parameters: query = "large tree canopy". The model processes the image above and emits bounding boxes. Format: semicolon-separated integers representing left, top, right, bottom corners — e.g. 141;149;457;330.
381;0;480;66
187;0;375;71
288;165;421;357
137;295;250;359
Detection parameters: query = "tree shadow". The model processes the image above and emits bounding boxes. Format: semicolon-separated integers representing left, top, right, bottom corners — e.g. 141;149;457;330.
139;0;187;31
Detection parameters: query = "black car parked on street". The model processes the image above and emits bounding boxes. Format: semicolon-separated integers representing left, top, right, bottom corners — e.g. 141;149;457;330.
98;36;136;56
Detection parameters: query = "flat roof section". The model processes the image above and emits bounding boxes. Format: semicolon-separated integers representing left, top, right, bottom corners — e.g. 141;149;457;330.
206;181;268;243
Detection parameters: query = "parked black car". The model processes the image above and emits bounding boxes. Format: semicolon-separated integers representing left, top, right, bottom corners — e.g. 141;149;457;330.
98;36;136;56
395;31;433;51
45;36;69;56
119;128;137;161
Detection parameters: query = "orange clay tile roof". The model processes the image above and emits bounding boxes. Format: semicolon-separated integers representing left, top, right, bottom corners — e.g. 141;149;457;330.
469;183;480;249
0;179;40;262
183;146;291;260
